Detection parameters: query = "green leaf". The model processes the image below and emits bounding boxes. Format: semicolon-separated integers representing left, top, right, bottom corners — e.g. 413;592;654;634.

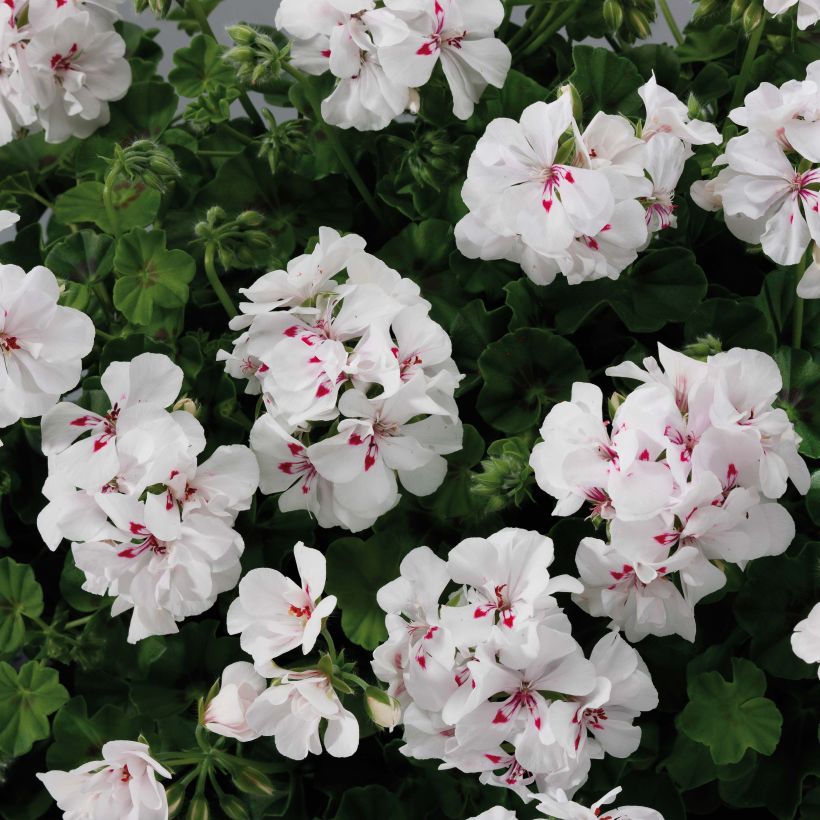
555;248;708;334
46;696;141;770
477;328;587;434
570;45;644;116
0;660;68;758
450;300;511;394
775;346;820;458
677;25;738;63
113;229;195;326
169;34;235;98
684;298;776;354
44;231;115;285
678;658;783;765
53;181;160;234
326;533;409;651
734;542;820;680
0;557;43;655
332;785;407;820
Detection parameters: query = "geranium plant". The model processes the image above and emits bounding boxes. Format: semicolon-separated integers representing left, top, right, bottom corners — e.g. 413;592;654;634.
0;0;819;818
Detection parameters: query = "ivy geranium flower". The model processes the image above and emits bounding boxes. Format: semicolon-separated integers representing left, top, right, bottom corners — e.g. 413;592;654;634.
0;259;94;436
227;542;338;674
38;740;171;820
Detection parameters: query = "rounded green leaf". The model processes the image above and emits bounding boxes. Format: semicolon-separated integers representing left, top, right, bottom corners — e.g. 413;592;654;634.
0;556;43;655
678;658;783;765
44;230;115;285
477;328;587;434
570;45;644;115
53;181;160;234
0;660;68;758
326;533;409;651
113;229;196;326
169;34;235;98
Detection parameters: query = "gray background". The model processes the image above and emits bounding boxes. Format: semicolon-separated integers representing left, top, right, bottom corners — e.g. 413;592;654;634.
123;0;697;78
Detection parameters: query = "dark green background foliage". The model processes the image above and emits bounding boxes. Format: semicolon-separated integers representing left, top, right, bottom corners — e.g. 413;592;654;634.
1;2;819;819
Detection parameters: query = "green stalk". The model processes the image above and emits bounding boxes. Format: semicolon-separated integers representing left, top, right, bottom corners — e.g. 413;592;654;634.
507;4;552;52
657;0;684;45
321;625;337;661
730;18;765;110
520;0;585;57
204;243;238;318
102;167;120;237
185;0;265;131
792;250;809;349
281;62;382;220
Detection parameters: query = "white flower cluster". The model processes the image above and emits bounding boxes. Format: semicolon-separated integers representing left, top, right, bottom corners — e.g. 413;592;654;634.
38;352;259;643
455;76;721;287
275;0;511;130
220;227;463;533
530;344;809;643
0;240;95;442
0;0;131;144
205;542;360;761
468;787;663;820
692;60;820;298
763;0;820;29
38;740;171;820
371;529;658;803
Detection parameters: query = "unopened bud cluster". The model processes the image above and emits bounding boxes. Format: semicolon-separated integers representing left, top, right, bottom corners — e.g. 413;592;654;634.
105;140;181;193
226;24;290;86
194;207;272;270
602;0;658;41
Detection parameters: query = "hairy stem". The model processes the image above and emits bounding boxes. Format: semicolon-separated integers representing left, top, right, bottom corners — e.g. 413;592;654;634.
730;18;765;110
204;243;238;318
793;250;809;349
657;0;684;45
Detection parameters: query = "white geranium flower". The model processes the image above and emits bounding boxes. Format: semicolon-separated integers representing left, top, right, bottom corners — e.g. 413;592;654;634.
246;667;359;760
22;10;131;142
38;740;171;820
0;262;94;429
227;542;337;674
379;0;511;119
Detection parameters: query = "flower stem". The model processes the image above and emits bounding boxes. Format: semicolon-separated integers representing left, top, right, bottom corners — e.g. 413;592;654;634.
321;624;337;660
280;62;381;220
730;19;765;110
507;4;552;52
657;0;684;45
520;0;585;57
793;251;809;349
184;0;265;132
203;243;238;318
102;168;120;237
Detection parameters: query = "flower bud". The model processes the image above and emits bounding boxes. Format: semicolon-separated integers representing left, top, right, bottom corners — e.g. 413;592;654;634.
730;0;746;22
166;782;187;819
742;1;763;33
558;82;583;121
221;796;250;820
682;334;722;361
603;0;624;32
236;210;265;228
365;686;402;730
186;796;209;820
471;436;535;515
625;8;652;39
172;397;198;416
227;24;257;46
204;662;265;742
232;767;276;797
693;0;721;18
407;88;421;115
